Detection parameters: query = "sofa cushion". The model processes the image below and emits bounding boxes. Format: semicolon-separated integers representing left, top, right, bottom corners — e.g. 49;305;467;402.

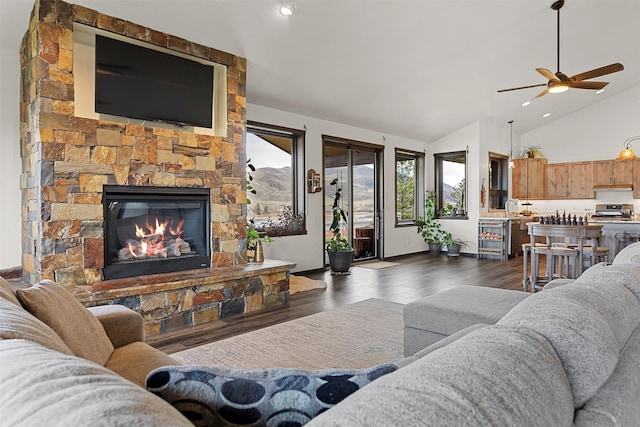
147;364;397;426
106;341;180;387
307;325;574;427
498;282;639;407
575;324;640;426
0;339;193;427
0;298;73;356
611;241;640;266
403;285;528;336
16;280;114;365
0;277;21;306
575;262;640;301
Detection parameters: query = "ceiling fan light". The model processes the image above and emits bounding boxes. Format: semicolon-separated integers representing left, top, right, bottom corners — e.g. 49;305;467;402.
548;83;569;93
279;2;297;16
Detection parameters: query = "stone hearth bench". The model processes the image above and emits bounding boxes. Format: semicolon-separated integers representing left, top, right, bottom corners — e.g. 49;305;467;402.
73;259;295;337
403;285;529;356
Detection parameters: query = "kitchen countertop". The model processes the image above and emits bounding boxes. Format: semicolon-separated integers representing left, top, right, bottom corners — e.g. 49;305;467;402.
588;219;640;224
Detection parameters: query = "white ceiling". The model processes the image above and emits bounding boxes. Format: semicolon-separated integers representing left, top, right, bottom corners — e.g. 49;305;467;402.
2;0;639;142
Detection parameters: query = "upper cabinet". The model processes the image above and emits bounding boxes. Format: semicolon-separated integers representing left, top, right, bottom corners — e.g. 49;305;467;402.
594;160;634;186
512;158;547;200
545;162;594;199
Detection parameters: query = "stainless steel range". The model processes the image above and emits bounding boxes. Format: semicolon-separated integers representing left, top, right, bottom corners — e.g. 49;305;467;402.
591;204;634;221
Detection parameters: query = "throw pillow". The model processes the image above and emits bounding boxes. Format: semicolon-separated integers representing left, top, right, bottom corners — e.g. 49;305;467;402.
146;364;397;427
0;277;21;306
16;280;114;365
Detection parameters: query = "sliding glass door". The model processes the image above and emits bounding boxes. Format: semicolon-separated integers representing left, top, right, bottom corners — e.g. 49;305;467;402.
323;138;382;263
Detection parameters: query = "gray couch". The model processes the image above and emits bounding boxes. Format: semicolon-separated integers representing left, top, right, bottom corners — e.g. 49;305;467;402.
0;279;193;426
3;243;640;426
308;242;640;426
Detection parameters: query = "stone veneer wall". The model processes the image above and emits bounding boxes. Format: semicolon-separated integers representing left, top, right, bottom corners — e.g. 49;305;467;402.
19;0;248;286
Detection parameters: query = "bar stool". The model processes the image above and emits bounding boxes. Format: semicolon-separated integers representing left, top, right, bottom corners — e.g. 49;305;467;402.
615;232;640;256
521;242;547;292
582;245;609;268
530;245;579;292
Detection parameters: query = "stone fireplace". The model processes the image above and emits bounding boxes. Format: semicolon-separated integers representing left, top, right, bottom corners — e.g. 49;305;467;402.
18;0;291;335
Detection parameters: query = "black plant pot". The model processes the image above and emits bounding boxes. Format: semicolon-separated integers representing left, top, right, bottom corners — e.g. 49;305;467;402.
327;249;354;273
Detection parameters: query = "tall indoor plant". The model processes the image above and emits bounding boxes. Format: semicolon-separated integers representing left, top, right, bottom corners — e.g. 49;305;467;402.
416;191;448;254
326;178;354;273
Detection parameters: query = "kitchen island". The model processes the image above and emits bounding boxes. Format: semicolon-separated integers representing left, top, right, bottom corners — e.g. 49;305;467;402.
587;219;640;261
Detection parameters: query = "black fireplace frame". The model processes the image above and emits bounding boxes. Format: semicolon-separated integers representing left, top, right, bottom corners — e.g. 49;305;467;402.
102;185;211;280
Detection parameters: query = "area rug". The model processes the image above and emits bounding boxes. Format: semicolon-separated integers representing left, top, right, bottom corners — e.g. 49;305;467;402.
356;261;401;270
289;274;327;295
170;298;405;370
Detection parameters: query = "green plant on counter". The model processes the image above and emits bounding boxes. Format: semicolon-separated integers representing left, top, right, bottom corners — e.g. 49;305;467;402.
520;145;544;159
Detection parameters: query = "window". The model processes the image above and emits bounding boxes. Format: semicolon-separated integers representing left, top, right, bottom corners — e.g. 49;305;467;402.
246;122;305;235
395;149;424;225
434;151;467;218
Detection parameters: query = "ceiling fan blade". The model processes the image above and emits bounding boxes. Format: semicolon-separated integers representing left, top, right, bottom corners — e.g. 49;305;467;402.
534;87;549;99
569;81;609;90
570;63;624;82
497;83;547;93
536;68;560;82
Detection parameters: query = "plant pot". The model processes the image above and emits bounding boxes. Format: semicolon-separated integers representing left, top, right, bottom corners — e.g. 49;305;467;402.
428;243;442;255
327;249;354;273
447;243;462;257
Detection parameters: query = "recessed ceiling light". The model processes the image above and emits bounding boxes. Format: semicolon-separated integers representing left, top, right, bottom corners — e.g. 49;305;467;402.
522;101;531;107
542;112;551;118
596;88;605;94
280;2;297;16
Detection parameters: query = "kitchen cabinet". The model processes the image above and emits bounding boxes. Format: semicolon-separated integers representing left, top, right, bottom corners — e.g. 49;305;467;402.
547;162;595;199
545;163;569;199
594;160;634;186
512;158;547;200
635;158;640;199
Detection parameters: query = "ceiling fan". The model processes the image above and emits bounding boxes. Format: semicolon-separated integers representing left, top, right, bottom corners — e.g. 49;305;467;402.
497;0;624;99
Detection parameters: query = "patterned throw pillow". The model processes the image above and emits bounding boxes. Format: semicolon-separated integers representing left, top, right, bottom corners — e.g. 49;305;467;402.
146;364;397;426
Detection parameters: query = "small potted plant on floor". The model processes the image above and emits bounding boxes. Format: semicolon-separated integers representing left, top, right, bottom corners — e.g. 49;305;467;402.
326;178;354;273
416;191;448;254
443;233;469;257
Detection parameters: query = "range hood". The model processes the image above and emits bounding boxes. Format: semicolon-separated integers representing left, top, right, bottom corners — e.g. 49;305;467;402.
592;184;633;192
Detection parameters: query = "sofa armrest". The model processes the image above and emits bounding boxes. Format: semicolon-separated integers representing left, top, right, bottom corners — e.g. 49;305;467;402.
88;305;144;348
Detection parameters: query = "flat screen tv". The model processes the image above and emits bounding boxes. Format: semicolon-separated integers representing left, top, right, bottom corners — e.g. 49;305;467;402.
95;35;214;128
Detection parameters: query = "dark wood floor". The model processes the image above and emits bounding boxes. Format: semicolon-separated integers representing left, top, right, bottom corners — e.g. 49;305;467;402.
148;253;525;354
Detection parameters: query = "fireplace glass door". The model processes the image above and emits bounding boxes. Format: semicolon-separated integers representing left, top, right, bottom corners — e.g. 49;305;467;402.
103;186;211;280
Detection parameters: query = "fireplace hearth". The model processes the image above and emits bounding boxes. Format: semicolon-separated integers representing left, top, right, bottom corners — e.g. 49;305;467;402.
103;186;211;280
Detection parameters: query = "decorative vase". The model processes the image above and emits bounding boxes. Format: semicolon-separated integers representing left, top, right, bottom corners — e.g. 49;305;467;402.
254;240;264;263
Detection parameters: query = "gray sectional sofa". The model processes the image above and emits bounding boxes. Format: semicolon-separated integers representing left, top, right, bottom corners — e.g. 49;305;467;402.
309;242;640;426
2;242;639;426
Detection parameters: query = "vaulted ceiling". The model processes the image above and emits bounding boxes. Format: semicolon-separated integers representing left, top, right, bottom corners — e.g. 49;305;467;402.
2;0;639;142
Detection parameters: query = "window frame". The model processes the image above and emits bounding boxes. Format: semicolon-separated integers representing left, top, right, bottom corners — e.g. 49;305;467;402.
434;150;467;220
395;148;425;227
246;121;306;236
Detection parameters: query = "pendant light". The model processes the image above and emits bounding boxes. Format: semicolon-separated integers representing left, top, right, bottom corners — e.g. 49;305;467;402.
617;136;640;160
508;120;515;169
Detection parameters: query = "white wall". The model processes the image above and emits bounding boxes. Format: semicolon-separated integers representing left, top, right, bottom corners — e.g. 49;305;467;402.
248;104;430;272
519;85;640;216
0;46;22;270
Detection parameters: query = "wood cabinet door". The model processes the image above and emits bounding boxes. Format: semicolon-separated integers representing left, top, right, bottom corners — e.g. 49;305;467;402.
570;161;595;198
546;163;569;199
594;160;613;185
635;159;640;199
613;160;634;184
527;158;547;199
511;159;528;199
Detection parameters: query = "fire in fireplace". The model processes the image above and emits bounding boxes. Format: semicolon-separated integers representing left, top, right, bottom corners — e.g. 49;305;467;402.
103;186;211;280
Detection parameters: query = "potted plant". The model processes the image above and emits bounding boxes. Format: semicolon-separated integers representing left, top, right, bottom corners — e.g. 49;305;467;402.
416;191;448;254
520;145;544;159
246;218;273;262
443;233;469;257
326;178;354;273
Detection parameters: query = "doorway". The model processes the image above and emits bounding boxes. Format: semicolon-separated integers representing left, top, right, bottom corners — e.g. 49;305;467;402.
323;136;383;264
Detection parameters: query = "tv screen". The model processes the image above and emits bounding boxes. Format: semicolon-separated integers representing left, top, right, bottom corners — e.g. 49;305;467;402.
95;35;214;128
